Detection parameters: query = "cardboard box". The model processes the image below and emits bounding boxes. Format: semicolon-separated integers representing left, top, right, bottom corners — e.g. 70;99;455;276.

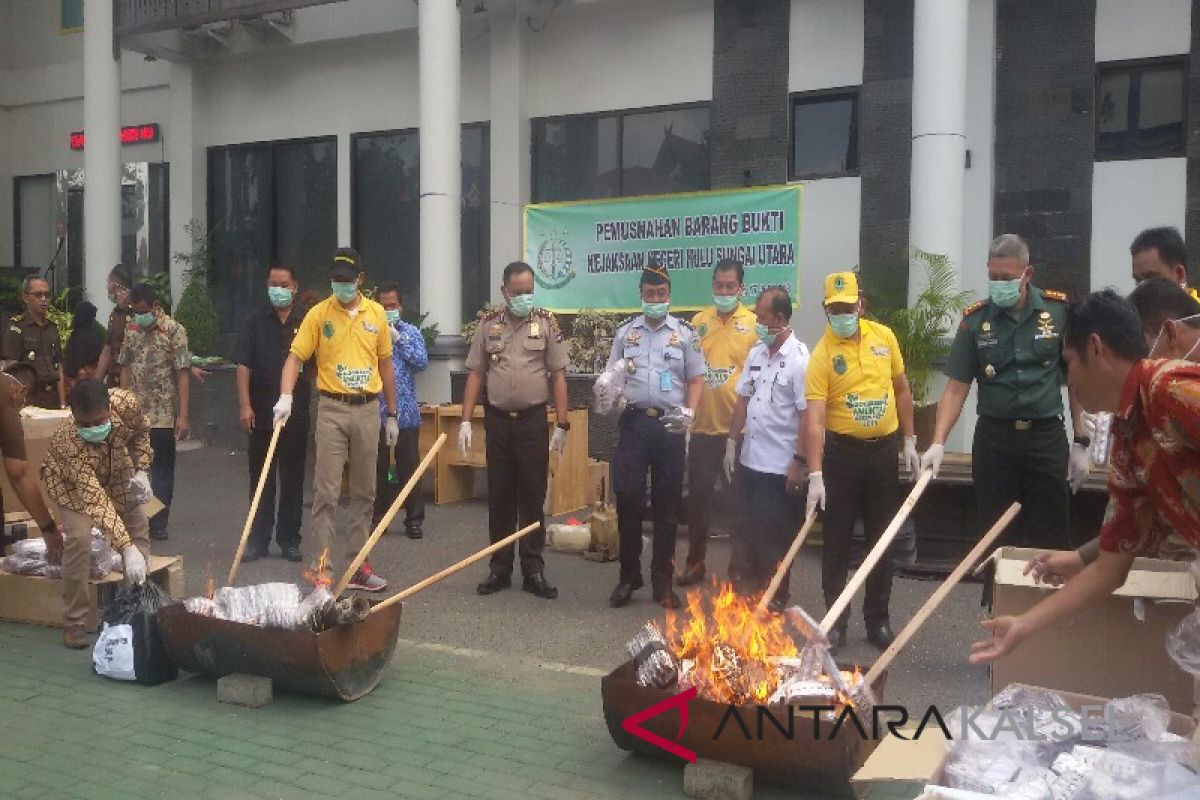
0;554;184;632
0;410;69;515
990;547;1197;714
588;459;611;506
852;684;1197;798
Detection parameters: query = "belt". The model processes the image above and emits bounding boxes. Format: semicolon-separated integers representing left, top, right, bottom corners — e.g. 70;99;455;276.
486;405;544;420
980;415;1062;431
626;406;669;418
827;430;898;447
319;390;378;406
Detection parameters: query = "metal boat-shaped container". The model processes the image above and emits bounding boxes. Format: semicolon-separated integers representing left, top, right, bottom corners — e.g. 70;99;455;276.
157;601;402;702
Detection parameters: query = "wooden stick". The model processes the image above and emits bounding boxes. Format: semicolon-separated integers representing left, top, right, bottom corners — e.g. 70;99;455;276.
369;521;542;614
334;433;446;596
819;468;934;635
864;502;1020;686
227;421;284;586
757;513;818;613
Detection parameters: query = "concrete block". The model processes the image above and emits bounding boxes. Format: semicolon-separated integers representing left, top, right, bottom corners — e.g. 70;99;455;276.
683;758;753;800
217;673;273;708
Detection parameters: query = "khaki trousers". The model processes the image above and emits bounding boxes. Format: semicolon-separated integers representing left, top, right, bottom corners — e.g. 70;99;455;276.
53;501;151;626
310;396;379;576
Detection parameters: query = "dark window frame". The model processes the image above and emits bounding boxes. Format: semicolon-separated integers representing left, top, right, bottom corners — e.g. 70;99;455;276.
531;101;711;203
1094;55;1187;162
12;173;57;269
788;86;861;180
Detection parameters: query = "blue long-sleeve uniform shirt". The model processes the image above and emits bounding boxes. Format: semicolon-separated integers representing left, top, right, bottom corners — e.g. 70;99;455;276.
379;320;428;429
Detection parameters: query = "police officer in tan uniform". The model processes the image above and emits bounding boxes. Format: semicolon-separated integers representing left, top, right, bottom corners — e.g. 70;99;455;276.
460;261;570;600
2;277;63;409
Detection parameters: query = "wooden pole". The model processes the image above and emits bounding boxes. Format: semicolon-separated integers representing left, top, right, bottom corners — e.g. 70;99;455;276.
369;521;541;614
333;433;446;596
227;421;283;586
863;502;1020;686
756;513;817;613
819;468;934;635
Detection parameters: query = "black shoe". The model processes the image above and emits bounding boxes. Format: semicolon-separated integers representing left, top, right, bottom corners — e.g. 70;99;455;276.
866;622;896;650
653;589;681;610
280;545;303;563
676;562;705;587
406;525;423;540
522;573;558;600
476;573;512;595
609;575;644;607
767;596;789;615
150;530;168;541
241;545;268;564
827;628;846;655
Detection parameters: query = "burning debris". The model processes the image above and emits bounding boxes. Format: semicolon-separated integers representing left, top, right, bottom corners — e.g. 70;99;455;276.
624;583;870;711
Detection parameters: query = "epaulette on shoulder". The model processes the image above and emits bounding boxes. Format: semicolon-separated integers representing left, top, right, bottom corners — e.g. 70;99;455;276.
9;313;22;322
677;317;695;332
1043;289;1068;303
480;307;505;322
962;300;986;317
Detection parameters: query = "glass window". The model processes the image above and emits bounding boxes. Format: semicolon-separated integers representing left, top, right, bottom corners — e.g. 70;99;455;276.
533;116;619;202
274;139;338;298
621;108;710;196
61;0;83;31
791;91;859;179
14;175;57;271
1096;60;1185;161
461;125;491;321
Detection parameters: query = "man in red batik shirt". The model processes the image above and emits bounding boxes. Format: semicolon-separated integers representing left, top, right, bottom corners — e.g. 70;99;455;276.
971;289;1200;664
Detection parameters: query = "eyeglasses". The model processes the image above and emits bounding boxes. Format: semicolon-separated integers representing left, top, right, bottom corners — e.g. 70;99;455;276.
26;291;50;299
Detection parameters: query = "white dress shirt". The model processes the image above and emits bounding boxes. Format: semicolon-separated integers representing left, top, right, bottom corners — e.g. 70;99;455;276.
736;333;810;476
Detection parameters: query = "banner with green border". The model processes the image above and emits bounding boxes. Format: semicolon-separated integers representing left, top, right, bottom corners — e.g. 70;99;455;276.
522;184;802;312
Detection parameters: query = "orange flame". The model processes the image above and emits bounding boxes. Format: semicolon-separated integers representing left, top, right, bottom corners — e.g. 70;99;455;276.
303;548;331;588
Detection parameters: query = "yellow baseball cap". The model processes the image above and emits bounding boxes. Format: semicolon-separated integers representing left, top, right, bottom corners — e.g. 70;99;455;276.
823;271;860;306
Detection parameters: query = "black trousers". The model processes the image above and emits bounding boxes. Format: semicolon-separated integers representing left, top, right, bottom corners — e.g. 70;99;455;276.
614;409;686;589
737;466;803;605
484;406;548;577
683;433;728;568
373;425;425;530
973;417;1071;551
248;422;308;549
148;428;176;538
821;431;900;630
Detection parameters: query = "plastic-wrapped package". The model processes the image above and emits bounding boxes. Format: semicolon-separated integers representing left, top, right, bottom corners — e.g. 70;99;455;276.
1104;694;1171;742
11;538;46;558
212;583;303;628
1167;608;1200;677
0;554;59;577
625;622;678;689
991;684;1073;715
183;597;221;617
1082;749;1165;800
90;530;123;577
592;360;628;416
942;754;1023;794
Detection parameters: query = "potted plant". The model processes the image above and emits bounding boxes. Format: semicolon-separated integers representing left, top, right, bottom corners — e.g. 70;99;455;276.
173;220;222;362
889;250;973;449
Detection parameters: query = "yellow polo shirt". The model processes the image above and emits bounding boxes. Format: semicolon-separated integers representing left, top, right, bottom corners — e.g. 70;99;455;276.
805;319;904;438
290;295;392;395
691;304;758;436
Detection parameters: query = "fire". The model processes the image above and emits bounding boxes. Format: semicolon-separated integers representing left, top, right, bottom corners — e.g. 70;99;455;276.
665;583;798;705
303;548;331;588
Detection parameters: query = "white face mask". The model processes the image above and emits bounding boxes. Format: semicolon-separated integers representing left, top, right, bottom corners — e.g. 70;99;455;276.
1149;313;1200;361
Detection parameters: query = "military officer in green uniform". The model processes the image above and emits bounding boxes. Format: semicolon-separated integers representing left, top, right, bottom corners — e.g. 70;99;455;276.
2;277;64;409
921;234;1088;554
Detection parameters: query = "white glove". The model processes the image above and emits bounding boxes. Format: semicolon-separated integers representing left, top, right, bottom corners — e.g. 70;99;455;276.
662;406;694;434
1079;411;1098;439
458;420;472;456
272;394;293;427
722;438;737;484
389;326;402;344
806;471;825;517
593;361;627;415
385;416;400;447
920;442;945;478
902;435;921;476
1068;442;1090;494
129;470;152;505
122;545;147;585
550;426;568;456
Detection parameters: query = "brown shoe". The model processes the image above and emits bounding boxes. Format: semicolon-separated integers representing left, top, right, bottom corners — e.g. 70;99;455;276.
63;625;93;650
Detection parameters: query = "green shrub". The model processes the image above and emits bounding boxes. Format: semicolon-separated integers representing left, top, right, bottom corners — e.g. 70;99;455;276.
172;220;222;357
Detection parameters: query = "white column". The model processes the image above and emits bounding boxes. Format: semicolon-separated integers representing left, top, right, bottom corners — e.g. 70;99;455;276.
418;0;462;341
908;0;970;302
168;60;199;300
83;0;122;318
489;9;529;297
337;132;352;247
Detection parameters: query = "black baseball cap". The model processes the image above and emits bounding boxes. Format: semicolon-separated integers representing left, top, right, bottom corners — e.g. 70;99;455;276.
330;247;363;282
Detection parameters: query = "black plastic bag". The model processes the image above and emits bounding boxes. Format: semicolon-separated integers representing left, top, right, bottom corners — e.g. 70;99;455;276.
93;582;178;685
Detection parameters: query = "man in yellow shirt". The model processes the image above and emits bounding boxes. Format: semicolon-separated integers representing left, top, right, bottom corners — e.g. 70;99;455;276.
804;271;919;652
679;259;758;586
275;248;399;591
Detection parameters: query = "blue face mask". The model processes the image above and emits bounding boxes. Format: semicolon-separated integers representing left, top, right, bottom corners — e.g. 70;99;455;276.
507;293;535;318
268;286;293;309
988;278;1023;308
828;313;859;339
77;420;112;443
642;301;669;320
713;294;739;314
385;309;401;325
330;282;358;304
133;312;156;329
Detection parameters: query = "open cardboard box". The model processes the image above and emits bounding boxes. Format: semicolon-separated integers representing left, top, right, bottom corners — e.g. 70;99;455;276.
0;554;184;632
990;546;1198;714
0;409;69;515
852;684;1198;799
